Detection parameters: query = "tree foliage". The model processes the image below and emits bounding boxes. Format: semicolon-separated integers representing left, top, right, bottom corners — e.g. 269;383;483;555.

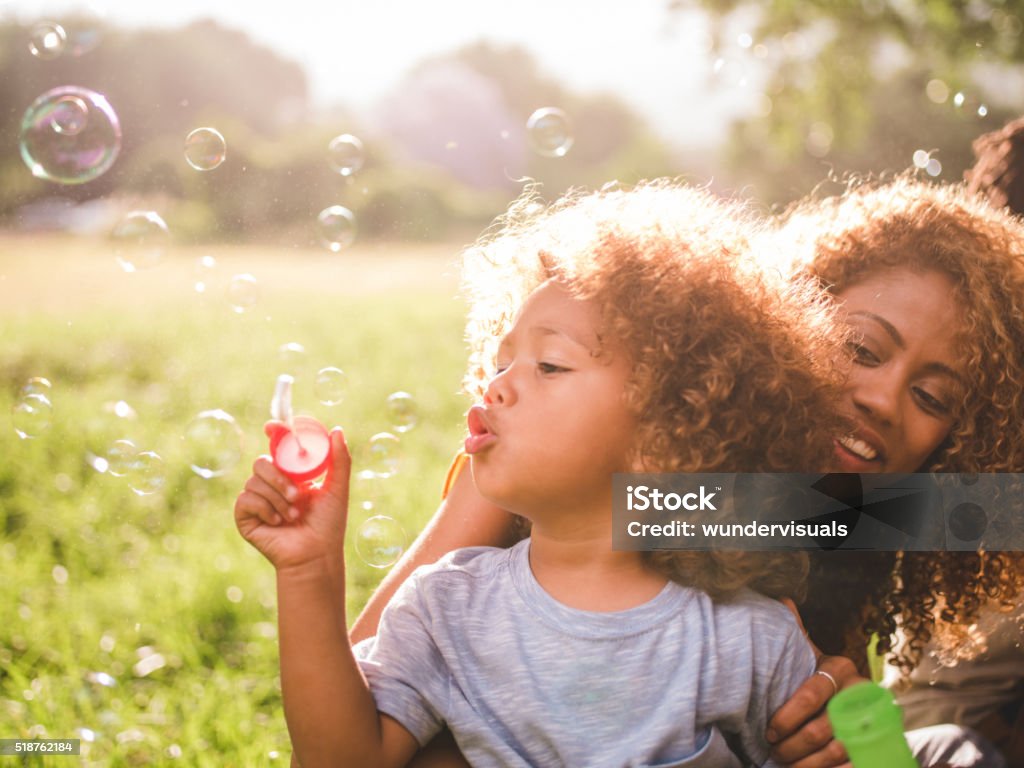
3;19;677;242
673;0;1024;203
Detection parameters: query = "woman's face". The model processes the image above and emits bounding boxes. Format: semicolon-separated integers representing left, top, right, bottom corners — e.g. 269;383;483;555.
831;267;964;473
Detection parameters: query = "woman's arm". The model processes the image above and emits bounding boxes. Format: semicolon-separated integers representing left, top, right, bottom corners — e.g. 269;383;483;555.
350;454;517;643
767;599;866;766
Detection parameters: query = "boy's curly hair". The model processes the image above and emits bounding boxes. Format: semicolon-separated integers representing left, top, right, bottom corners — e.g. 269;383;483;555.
462;179;852;601
780;174;1024;675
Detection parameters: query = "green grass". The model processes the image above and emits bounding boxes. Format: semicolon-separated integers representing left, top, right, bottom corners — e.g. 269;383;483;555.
0;236;470;765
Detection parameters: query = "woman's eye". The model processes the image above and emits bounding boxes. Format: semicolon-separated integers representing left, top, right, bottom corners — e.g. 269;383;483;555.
538;362;569;374
847;341;879;365
914;387;951;416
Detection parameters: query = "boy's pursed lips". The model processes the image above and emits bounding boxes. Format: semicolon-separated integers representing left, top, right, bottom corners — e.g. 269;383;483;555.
465;405;498;455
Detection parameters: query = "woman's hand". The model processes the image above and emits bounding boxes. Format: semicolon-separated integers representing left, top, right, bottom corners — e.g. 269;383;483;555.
767;654;863;766
234;422;351;572
768;599;866;767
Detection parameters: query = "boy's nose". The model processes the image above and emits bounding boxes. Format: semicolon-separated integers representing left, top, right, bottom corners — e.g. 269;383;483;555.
484;367;516;406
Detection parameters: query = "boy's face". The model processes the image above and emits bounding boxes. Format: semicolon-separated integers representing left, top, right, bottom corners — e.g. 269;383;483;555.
467;280;636;519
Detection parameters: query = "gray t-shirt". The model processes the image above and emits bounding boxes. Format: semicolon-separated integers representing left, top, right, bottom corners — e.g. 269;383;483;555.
354;540;816;767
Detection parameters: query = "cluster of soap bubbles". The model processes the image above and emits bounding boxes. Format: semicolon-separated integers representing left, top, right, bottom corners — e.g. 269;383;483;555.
309;377;421;568
13;19;581;580
348;391;423;567
103;438;166;497
254;363;419;568
912;149;943;178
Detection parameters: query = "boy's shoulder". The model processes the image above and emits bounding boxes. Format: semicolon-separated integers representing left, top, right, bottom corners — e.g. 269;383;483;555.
708;587;803;637
410;542;521;585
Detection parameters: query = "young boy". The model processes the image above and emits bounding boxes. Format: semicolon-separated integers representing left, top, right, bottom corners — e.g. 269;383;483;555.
234;180;852;767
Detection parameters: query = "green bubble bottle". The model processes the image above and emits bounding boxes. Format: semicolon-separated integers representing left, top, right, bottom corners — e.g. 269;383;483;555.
827;682;918;768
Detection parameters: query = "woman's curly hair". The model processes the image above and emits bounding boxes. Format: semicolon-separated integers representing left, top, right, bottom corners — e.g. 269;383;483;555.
779;174;1024;675
462;179;852;601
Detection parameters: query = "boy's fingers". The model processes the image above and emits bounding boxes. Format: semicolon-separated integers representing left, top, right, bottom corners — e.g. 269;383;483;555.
253;456;299;502
244;474;291;518
320;428;352;507
234;490;283;529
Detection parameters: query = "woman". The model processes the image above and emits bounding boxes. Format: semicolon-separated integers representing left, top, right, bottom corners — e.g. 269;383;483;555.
776;175;1024;767
349;176;1024;768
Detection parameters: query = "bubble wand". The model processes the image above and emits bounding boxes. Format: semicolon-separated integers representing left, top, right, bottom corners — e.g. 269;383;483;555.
269;374;332;485
270;374;304;454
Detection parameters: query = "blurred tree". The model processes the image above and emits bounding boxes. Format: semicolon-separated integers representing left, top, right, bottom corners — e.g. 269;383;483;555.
2;21;675;242
374;42;676;199
671;0;1024;203
1;17;308;215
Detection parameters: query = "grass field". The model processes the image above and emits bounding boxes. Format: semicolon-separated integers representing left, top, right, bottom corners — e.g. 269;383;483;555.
0;233;473;765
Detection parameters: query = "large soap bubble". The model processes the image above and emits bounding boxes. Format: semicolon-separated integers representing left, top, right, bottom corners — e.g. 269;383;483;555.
184;409;243;479
20;86;121;184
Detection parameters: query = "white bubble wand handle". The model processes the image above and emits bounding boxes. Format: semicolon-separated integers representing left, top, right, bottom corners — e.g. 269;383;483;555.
270;374;305;453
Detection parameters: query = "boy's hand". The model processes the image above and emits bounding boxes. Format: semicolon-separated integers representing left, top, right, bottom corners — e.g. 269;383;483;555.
234;422;351;571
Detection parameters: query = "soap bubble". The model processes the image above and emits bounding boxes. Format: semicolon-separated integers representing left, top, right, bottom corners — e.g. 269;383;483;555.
128;451;165;496
20;86;121;184
355;515;406;568
105;439;138;478
226;273;259;313
316;206;357;252
112;211;169;272
314;367;347;406
28;21;67;59
12;393;53;439
913;149;931;169
367;432;400;478
278;342;307;373
386;391;418;433
193;255;217;294
183;409;243;479
20;377;53;398
184;127;226;171
526;107;574;158
327;134;365;176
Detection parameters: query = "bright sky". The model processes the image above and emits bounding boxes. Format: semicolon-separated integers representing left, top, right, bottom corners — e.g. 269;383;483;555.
4;0;755;148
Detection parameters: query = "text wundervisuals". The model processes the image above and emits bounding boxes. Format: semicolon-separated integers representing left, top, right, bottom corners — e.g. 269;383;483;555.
625;520;849;538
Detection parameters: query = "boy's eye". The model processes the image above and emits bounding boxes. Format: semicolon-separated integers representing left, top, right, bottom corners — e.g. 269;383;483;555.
538;362;569;374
